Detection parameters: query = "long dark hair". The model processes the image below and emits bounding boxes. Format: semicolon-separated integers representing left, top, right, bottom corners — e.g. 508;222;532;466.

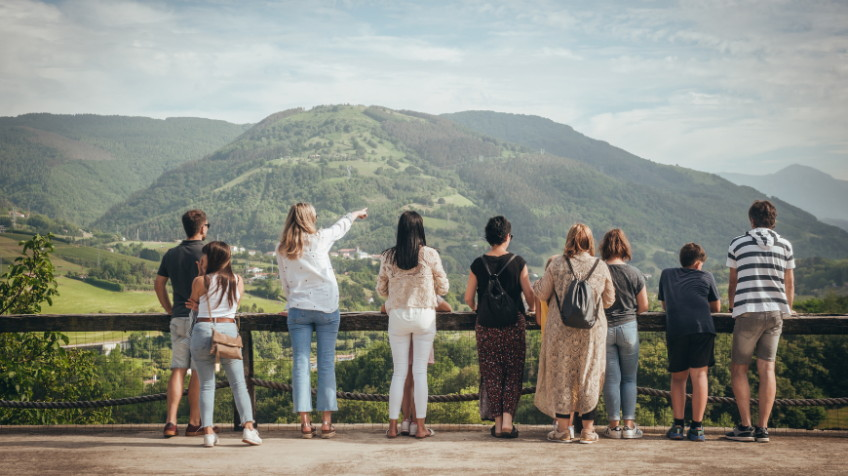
384;211;426;270
202;241;239;308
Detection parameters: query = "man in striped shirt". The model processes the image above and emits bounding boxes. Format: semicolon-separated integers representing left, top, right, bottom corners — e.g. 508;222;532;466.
725;200;795;443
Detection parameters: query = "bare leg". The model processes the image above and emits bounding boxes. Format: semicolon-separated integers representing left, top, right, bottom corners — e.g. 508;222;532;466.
401;367;415;421
414;417;428;438
166;368;187;424
387;419;399;437
731;363;752;426
756;360;777;428
689;366;709;422
555;416;570;433
670;369;690;420
321;411;333;432
501;413;514;433
582;418;595;434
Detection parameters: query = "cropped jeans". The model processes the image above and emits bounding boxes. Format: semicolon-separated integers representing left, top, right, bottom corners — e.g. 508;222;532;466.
288;308;340;413
189;321;254;427
604;320;640;422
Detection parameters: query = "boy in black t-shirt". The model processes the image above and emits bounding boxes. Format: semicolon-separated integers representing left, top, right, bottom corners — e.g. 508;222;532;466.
658;243;720;442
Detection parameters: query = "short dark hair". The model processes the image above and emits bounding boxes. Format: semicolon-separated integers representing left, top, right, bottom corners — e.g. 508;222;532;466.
182;209;206;237
749;200;777;229
679;242;707;267
484;216;511;246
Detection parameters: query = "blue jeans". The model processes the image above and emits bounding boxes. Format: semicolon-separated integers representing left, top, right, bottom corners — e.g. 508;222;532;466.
189;322;254;427
288;308;340;413
604;320;639;421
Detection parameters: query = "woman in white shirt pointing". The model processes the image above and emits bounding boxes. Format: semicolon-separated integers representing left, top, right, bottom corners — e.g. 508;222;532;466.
276;202;368;439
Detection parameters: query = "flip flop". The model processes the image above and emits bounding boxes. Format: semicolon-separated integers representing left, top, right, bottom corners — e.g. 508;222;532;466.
415;427;435;439
386;428;399;439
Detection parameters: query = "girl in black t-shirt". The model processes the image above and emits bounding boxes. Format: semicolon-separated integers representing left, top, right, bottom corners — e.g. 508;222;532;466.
464;216;535;438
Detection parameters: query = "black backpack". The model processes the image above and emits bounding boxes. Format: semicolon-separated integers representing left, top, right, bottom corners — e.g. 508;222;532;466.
553;257;600;329
476;254;519;328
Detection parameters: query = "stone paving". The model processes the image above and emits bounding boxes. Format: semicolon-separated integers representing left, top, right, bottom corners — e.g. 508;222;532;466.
0;424;844;475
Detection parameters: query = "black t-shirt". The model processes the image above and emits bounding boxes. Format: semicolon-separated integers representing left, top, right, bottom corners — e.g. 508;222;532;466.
157;240;204;317
470;253;527;322
657;267;719;338
605;263;646;326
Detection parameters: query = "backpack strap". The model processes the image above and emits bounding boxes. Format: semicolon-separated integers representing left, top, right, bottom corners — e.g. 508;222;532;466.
565;257;600;280
480;253;517;278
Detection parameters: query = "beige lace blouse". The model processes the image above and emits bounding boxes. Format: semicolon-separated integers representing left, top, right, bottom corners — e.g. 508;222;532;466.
377;246;449;313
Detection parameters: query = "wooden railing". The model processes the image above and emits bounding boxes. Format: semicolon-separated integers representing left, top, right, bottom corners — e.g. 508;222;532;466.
2;311;848;334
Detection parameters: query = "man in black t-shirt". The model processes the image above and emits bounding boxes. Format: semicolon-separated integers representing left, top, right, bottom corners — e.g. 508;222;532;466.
154;210;208;438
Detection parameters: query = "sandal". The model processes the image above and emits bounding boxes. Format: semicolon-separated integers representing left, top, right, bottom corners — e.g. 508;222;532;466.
386;428;399;439
502;425;519;439
415;427;435;439
490;425;502;438
320;423;336;439
300;423;316;439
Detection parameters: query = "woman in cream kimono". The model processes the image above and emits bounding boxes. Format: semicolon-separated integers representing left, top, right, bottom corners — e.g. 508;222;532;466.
533;223;615;444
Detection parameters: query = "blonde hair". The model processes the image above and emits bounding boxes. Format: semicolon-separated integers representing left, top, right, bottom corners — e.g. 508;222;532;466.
277;203;318;259
563;223;595;258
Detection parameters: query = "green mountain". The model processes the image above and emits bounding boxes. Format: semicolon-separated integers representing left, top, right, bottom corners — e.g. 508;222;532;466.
720;164;848;232
442;110;848;263
96;106;848;278
0;113;249;226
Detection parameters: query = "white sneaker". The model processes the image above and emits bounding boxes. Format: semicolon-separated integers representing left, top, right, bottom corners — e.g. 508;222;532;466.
409;422;418;437
202;433;218;447
242;428;262;446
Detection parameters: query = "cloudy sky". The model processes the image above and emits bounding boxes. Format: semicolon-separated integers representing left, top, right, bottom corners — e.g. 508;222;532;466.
1;0;846;178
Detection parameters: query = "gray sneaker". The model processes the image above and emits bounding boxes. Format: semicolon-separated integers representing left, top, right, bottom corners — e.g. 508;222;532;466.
724;424;755;442
602;425;623;439
621;425;643;439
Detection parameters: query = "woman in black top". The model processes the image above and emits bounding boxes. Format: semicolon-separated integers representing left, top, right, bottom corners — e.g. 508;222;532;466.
600;228;648;439
464;216;535;438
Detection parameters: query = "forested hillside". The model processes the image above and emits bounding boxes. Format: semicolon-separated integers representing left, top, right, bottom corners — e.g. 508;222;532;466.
98;106;848;284
0;114;248;225
443;110;848;262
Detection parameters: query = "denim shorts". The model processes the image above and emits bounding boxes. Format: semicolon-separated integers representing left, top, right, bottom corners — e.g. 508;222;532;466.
731;311;783;364
169;317;192;369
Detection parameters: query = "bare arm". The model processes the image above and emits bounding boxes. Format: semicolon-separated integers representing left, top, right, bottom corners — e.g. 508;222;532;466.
784;268;794;310
236;274;245;306
154;275;172;315
519;265;535;313
727;267;738;310
710;299;721;313
189;276;207;307
601;272;616;309
464;271;478;310
435;297;452;312
636;287;649;314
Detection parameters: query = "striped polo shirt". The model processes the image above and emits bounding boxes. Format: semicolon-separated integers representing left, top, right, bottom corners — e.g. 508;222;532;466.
726;228;795;317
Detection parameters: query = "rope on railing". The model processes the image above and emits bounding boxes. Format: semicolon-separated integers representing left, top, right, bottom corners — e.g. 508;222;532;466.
5;380;846;409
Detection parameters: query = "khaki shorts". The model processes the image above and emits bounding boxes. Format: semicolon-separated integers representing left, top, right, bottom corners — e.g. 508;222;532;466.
169;317;193;369
730;311;783;364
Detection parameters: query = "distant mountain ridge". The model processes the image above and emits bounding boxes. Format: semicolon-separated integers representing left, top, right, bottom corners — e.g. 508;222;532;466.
0;113;249;225
94;106;848;276
720;164;848;232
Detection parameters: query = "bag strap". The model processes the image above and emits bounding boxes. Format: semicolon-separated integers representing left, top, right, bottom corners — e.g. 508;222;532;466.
565;257;600;281
480;253;517;278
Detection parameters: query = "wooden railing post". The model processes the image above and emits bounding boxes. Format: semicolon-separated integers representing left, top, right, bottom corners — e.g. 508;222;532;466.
233;328;255;431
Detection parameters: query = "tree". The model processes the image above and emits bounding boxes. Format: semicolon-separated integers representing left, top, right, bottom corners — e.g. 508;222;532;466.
0;234;110;424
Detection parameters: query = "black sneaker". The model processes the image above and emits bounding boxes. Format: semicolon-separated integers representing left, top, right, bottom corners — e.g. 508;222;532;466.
724;424;755;442
754;426;770;443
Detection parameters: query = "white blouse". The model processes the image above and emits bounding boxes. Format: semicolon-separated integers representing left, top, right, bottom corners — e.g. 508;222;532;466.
276;213;355;313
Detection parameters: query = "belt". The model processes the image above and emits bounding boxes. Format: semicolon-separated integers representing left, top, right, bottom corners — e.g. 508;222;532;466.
196;318;236;323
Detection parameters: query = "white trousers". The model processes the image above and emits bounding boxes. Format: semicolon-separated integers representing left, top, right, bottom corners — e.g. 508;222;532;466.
388;307;436;419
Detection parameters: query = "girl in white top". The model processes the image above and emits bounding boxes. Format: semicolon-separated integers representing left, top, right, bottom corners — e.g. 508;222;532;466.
276;202;367;438
188;241;261;447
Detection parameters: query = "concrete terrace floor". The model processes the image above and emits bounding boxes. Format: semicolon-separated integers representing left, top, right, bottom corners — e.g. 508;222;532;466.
0;424;844;475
